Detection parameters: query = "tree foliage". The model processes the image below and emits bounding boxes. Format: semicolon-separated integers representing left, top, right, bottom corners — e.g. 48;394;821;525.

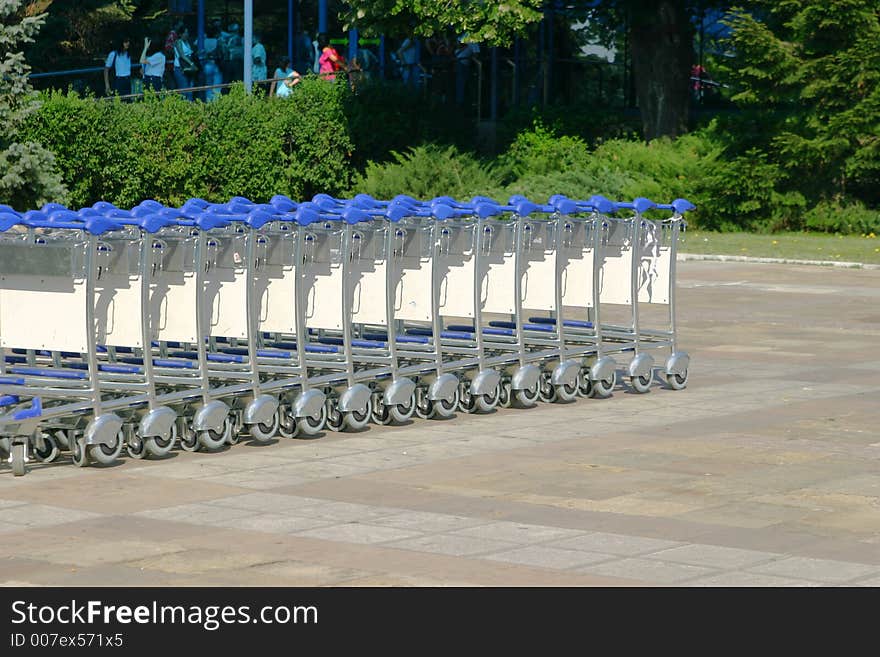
718;0;880;210
0;0;66;209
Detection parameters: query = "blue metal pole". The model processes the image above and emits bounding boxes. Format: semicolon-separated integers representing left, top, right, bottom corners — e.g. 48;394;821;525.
197;0;205;52
379;35;385;79
244;0;253;92
318;0;327;34
349;28;358;63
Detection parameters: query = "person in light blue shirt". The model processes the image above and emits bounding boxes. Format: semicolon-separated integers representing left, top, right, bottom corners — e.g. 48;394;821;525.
104;37;132;98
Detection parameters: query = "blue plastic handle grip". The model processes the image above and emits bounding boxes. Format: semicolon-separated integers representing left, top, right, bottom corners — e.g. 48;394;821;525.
12;397;42;421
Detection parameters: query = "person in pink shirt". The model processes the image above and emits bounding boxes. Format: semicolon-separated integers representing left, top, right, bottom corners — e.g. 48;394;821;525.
317;34;344;81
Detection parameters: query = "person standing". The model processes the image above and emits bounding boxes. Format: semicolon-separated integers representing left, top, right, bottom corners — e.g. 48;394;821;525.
172;26;197;101
200;24;224;100
270;56;298;97
104;37;133;98
251;33;267;90
396;35;419;88
139;36;166;92
317;34;344;82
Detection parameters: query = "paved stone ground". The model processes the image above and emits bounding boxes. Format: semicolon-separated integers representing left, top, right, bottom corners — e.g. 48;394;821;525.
2;261;879;587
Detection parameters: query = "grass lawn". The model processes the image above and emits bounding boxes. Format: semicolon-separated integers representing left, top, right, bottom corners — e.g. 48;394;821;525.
682;230;880;265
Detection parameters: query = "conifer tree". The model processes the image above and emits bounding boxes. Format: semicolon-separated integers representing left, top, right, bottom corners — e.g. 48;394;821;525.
0;0;67;210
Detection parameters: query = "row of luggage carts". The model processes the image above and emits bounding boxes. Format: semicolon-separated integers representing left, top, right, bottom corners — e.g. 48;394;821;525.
0;193;694;476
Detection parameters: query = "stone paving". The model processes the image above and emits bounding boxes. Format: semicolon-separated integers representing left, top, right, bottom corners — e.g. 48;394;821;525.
1;261;879;586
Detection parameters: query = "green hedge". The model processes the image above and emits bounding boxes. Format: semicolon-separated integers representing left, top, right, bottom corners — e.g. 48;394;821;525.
20;80;354;209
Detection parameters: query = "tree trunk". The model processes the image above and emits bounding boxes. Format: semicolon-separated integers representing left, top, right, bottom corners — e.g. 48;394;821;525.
629;0;693;141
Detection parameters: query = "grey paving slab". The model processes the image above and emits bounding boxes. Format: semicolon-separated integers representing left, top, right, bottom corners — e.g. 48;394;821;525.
687;572;824;587
1;503;101;528
205;492;329;512
294;523;424;545
384;534;521;557
369;511;490;533
484;546;615;570
747;557;880;584
134;503;255;526
547;532;685;556
645;544;781;569
576;558;720;584
451;521;586;545
287;501;402;522
210;514;341;535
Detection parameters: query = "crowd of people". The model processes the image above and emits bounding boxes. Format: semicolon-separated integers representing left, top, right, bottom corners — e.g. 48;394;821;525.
102;20;482;104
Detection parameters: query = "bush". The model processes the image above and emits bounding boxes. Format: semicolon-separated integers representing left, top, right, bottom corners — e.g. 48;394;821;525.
803;200;880;235
20;80;354;209
349;144;503;201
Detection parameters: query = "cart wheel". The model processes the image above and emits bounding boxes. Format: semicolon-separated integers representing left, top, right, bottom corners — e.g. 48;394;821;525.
198;417;231;450
514;384;540;408
414;390;432;419
475;384;501;412
89;430;124;465
179;424;200;452
554;381;579;403
389;393;417;423
371;401;394;426
146;423;177;457
72;439;89;467
498;381;514;408
666;369;688;390
277;408;299;439
250;412;279;443
126;434;148;460
590;371;616;399
342;399;372;431
430;389;459;419
298;405;327;436
537;373;556;403
34;433;60;463
576;372;593;398
11;441;27;476
629;373;652;394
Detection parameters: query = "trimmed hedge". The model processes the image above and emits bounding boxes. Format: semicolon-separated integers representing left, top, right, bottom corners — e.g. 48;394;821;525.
20;80;354;210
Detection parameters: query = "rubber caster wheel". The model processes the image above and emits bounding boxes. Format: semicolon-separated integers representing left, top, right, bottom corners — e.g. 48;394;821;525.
554;380;579;403
343;401;372;431
126;434;148;460
34;433;60;463
72;440;89;467
198;417;231;450
666;369;688;390
628;373;652;394
11;442;27;476
249;412;280;443
146;424;177;457
277;409;299;439
589;371;616;399
498;381;514;408
371;400;394;426
460;385;500;413
513;384;540;408
89;430;124;465
297;405;327;436
537;373;556;403
389;393;417;423
577;372;593;398
179;426;200;452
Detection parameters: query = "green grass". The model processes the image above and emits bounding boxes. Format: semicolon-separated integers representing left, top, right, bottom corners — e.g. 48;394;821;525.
682;230;880;264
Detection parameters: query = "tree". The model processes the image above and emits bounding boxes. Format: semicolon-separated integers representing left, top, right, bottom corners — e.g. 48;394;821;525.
0;0;67;210
718;0;880;207
343;0;720;141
